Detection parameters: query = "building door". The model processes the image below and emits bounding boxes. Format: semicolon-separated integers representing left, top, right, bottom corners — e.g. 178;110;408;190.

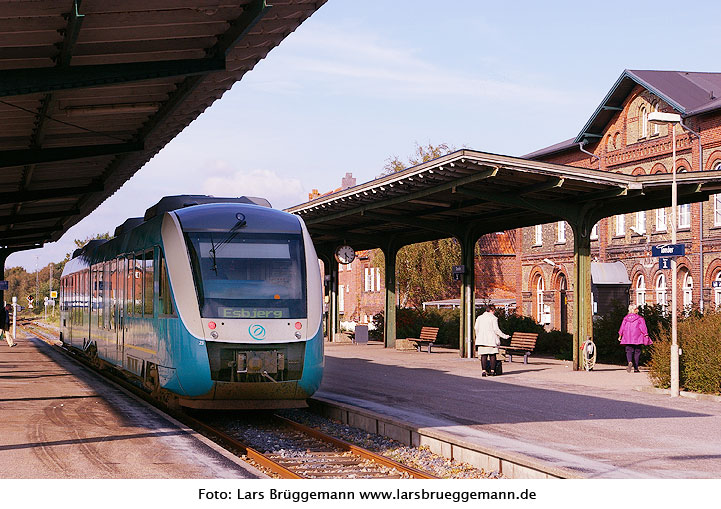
558;274;568;333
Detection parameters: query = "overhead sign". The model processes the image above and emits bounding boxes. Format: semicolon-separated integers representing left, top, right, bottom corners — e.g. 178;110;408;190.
0;281;7;290
652;244;685;257
658;257;672;270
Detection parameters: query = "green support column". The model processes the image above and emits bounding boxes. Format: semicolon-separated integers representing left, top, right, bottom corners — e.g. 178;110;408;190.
571;222;593;371
383;244;398;349
328;257;339;343
459;232;477;358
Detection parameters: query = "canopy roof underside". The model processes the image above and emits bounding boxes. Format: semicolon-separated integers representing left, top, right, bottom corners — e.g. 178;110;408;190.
0;0;325;252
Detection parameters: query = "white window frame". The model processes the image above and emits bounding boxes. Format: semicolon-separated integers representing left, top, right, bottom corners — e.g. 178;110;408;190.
615;214;625;236
364;267;371;292
715;272;721;309
536;276;545;323
636;274;646;307
652;102;660;135
557;221;566;243
683;273;693;309
590;223;599;240
376;268;381;293
678;203;691;229
656;208;667;232
656;274;667;310
715;194;721;227
339;285;344;312
636;210;646;234
534;224;543;246
640;106;648;138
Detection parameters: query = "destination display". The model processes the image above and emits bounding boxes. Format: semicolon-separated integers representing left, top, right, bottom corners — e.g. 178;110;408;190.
219;307;289;319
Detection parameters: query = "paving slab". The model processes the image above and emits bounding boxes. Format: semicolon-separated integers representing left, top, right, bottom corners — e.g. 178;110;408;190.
0;332;264;479
317;342;721;478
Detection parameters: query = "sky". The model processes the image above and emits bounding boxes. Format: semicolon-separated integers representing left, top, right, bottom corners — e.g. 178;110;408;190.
8;0;720;271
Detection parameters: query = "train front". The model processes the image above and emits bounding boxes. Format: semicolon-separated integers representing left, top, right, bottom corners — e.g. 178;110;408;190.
161;203;324;409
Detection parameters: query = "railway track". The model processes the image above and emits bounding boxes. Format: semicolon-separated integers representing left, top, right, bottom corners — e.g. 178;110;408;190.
18;320;438;480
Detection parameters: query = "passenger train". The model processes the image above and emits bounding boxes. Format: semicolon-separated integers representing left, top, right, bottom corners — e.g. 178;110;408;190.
60;195;323;409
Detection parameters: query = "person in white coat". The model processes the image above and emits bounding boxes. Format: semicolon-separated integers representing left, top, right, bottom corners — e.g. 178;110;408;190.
474;304;509;376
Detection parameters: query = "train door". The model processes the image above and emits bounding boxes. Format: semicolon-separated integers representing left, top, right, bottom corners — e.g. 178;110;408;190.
116;256;126;364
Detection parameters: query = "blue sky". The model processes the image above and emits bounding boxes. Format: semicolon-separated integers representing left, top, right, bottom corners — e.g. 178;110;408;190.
8;0;719;271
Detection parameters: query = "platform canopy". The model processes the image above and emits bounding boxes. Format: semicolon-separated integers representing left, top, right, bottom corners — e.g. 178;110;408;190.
287;149;721;368
0;0;325;252
287;149;721;251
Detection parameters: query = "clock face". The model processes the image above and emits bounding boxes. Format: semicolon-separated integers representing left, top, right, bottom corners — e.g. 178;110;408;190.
335;245;355;264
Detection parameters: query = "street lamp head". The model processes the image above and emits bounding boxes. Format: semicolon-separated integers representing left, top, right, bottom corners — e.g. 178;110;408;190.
648;111;682;125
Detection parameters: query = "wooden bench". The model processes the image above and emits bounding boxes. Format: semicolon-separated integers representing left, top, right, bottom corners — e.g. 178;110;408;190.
407;326;439;353
498;332;538;364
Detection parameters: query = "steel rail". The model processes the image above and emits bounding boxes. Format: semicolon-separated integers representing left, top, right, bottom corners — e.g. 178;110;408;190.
18;321;438;480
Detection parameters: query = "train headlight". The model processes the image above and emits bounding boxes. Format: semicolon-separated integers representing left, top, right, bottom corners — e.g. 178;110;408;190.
294;321;302;330
208;321;217;329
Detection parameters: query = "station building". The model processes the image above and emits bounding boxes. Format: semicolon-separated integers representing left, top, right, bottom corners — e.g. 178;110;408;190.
521;70;721;330
302;69;721;335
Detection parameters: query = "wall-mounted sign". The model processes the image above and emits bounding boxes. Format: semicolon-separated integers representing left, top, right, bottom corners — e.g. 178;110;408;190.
652;244;685;257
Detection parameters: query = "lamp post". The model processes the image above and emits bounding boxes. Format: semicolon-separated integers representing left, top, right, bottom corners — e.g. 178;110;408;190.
648;111;682;397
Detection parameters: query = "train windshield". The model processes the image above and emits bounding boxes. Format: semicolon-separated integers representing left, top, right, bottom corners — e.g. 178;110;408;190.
185;233;307;319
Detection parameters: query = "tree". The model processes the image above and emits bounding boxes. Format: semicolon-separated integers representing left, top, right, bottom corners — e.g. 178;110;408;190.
372;142;462;308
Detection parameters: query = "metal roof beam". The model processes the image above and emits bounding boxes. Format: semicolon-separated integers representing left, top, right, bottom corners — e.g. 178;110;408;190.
0;58;225;98
518;177;565;195
0;226;62;240
56;0;85;68
362;211;463;237
212;0;271;57
0;209;79;227
0;182;103;204
454;185;577;220
0;142;143;168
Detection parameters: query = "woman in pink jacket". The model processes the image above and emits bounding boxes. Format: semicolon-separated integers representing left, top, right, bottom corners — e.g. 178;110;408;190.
618;304;652;372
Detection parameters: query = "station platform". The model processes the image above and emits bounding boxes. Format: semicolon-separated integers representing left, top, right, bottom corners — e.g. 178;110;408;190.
317;342;721;479
0;331;264;479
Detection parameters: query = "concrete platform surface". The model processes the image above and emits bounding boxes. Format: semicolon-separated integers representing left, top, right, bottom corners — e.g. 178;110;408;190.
0;332;264;479
317;342;721;479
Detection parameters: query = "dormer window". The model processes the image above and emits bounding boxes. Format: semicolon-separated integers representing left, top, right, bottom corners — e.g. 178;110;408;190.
651;101;660;135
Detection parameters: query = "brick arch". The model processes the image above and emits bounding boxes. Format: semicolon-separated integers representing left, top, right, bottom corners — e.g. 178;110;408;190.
529;267;546;323
551;267;569;290
651;162;667;174
676;157;691;172
706;150;721;171
705;257;721;287
632;167;646;175
629;263;647;285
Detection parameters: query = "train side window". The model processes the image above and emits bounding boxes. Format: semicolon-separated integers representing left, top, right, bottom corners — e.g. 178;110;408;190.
96;265;104;329
134;253;144;316
158;251;174;316
144;249;154;317
126;254;134;317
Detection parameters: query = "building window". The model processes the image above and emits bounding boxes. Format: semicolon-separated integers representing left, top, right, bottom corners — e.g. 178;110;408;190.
715;194;721;227
715;272;721;309
636;274;646;307
656;208;667;231
678;204;691;229
683;272;693;309
339;285;344;312
536;276;545;323
615;214;625;236
557;221;566;243
364;267;372;292
651;102;660;135
640;106;648;138
635;211;646;234
656;273;667;309
590;223;598;240
364;267;380;292
534;224;542;246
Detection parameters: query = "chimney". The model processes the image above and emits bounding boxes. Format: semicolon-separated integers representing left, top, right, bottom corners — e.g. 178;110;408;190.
341;172;356;190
